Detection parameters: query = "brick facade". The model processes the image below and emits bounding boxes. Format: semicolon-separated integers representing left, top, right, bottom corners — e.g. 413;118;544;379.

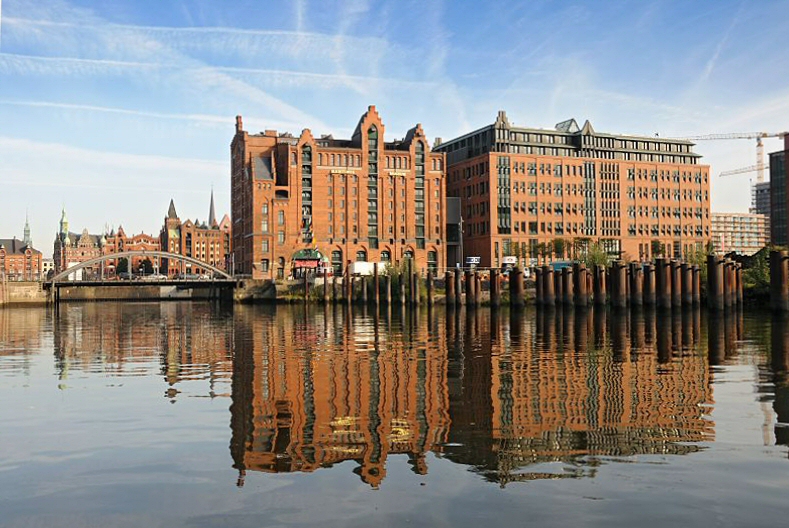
231;106;446;279
435;112;712;267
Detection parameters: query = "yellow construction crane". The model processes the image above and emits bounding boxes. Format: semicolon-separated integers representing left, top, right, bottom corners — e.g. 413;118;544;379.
677;132;788;183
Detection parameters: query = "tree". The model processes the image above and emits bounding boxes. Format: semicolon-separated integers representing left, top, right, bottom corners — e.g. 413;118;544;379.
535;243;546;265
581;242;611;268
116;258;128;274
651;239;665;258
140;258;154;275
553;238;566;260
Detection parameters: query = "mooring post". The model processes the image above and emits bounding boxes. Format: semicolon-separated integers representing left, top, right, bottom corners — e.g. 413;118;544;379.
593;264;607;306
611;261;627;309
510;267;525;308
707;255;723;311
384;274;392;304
465;270;473;307
655;257;670;309
490;268;500;307
692;265;701;305
629;262;643;307
643;262;655;306
723;260;733;308
573;263;588;307
474;271;482;306
427;269;434;306
670;260;681;308
535;267;543;305
734;262;742;304
771;251;789;312
561;267;572;305
374;263;380;306
445;270;455;307
553;266;563;306
455;268;463;306
681;262;692;306
543;266;555;306
323;268;330;303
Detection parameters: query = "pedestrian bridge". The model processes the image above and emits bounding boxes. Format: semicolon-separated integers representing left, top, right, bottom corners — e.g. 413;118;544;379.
46;251;236;304
49;250;232;284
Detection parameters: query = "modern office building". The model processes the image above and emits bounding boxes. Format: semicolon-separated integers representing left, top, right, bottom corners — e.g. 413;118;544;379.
231;106;447;279
434;111;712;267
769;136;789;246
711;212;769;255
751;181;770;216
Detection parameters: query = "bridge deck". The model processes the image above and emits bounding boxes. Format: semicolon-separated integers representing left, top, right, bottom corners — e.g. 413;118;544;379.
48;279;237;289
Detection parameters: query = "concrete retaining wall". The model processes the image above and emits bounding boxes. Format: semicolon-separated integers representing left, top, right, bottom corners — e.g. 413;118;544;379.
56;284;233;302
0;281;49;306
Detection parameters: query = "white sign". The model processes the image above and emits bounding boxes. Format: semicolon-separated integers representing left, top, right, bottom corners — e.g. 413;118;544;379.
465;256;481;265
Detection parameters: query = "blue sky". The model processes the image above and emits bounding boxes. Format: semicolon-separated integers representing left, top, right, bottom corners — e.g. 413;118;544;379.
1;0;788;251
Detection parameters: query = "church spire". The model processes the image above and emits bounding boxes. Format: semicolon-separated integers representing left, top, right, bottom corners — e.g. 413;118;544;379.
208;189;218;228
23;212;32;247
167;199;178;220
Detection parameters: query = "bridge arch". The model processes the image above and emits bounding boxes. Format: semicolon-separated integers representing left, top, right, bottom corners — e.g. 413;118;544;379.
50;250;232;283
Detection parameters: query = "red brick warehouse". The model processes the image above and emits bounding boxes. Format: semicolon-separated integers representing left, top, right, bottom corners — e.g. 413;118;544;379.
231;106;447;279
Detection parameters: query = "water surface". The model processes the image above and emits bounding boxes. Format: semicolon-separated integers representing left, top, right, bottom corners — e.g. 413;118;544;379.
0;303;787;527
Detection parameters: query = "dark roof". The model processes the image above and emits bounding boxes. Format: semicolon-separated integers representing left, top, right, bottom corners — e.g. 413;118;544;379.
0;238;41;255
209;190;217;228
168;199;178;219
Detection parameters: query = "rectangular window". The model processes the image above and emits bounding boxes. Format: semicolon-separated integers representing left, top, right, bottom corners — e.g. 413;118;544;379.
278;231;285;245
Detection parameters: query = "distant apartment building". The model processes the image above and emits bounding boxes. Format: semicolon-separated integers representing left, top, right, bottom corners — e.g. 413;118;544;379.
1;217;43;280
711;212;769;255
770;136;789;246
231;106;446;279
433;111;712;267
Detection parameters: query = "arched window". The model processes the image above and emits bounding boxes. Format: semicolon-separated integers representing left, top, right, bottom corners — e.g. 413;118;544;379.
427;251;437;272
381;250;391;262
404;249;414;260
356;250;367;262
331;250;343;274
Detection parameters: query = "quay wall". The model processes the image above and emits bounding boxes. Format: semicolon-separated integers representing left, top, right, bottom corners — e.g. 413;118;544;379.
0;281;49;306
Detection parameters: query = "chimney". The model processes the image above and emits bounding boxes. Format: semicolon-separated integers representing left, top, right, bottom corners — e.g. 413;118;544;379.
434;137;442;147
235;115;243;133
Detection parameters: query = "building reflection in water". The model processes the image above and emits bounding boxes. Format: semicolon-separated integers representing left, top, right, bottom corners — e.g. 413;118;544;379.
51;303;234;396
445;306;716;486
229;305;451;488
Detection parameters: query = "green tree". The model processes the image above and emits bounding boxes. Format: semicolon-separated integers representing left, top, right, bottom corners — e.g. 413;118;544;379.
651;239;665;258
553;238;566;260
116;258;128;274
140;258;154;275
742;249;770;298
581;242;611;268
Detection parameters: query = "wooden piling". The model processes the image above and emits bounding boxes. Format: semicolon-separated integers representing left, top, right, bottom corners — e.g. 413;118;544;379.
573;263;588;307
445;270;455;306
374;263;380;306
510;266;524;308
735;263;743;305
384;274;392;304
707;255;724;311
771;251;789;312
611;261;627;309
670;260;682;307
723;260;733;308
542;266;555;306
454;269;463;306
553;267;564;306
465;270;474;307
593;264;607;306
561;267;572;305
681;263;692;306
535;267;543;305
490;269;500;307
629;262;643;307
642;263;655;306
655;257;670;309
692;265;701;305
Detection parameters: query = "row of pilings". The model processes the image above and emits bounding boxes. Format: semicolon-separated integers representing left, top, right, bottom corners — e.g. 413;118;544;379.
534;257;744;311
771;250;789;312
309;262;435;306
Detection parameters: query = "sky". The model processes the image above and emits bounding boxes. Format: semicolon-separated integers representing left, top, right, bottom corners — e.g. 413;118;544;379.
1;0;788;252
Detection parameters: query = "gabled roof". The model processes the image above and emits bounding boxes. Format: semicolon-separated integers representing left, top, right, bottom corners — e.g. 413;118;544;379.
0;237;41;255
